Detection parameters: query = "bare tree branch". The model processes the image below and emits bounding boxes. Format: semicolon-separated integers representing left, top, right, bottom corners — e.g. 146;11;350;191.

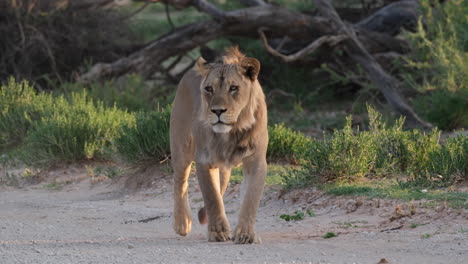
165;2;175;31
259;28;347;63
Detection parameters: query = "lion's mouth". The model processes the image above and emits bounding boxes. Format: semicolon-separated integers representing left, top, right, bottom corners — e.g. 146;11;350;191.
212;120;233;133
213;120;232;126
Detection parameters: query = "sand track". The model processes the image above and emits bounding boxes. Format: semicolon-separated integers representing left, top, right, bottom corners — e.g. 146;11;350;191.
0;167;467;264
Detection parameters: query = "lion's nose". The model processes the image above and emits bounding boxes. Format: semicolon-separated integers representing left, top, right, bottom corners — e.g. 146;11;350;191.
211;108;227;117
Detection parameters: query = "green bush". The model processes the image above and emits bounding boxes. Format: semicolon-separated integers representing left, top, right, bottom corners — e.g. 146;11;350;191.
282;106;467;188
0;79;54;147
404;0;468;129
57;75;174;112
21;92;134;164
413;89;468;130
406;132;467;186
1;79;134;164
267;123;313;163
116;108;171;163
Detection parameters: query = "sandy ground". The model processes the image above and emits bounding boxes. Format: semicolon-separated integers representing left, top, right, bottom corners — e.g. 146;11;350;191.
0;166;467;264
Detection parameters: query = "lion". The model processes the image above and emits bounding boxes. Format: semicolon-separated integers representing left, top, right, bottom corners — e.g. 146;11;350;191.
170;47;268;244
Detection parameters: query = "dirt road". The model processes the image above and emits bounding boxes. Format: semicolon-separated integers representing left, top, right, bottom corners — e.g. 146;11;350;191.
0;167;467;264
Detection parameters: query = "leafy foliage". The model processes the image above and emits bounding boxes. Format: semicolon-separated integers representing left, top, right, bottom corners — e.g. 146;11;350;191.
116;108;171;163
1;79;135;164
267;123;313;163
279;209;315;222
404;0;468;129
20;93;134;164
282;106;467;188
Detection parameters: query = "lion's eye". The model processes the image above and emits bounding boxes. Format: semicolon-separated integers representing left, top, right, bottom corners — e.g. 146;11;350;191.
204;86;213;93
229;85;239;92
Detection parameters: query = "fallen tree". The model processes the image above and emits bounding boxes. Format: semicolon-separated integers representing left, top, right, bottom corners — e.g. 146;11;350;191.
79;0;431;128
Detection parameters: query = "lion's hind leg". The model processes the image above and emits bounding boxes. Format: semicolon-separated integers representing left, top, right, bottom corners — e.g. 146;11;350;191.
197;166;231;225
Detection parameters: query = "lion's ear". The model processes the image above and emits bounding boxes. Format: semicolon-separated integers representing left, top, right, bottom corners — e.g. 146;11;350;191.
241;57;260;81
195;57;210;77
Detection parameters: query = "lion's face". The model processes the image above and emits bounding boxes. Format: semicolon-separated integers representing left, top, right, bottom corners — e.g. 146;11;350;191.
196;53;261;134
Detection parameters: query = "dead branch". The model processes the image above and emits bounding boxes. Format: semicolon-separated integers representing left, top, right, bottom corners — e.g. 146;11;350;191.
259;28;347;63
313;0;431;129
164;2;175;31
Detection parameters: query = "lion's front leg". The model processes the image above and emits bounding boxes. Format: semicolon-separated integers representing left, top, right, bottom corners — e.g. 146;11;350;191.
173;165;193;236
196;163;231;242
234;154;267;244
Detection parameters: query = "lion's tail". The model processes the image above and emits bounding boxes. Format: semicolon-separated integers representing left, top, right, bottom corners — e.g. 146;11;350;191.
198;207;207;225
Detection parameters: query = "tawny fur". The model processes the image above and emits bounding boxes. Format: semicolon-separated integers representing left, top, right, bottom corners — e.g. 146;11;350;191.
170;47;268;244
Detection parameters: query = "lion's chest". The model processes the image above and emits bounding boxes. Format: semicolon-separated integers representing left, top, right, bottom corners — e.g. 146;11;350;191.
198;133;254;167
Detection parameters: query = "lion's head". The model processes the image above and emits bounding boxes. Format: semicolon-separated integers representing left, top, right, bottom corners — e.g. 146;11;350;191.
195;47;261;134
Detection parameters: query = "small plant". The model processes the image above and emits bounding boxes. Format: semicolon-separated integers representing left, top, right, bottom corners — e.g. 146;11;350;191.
323;232;337;239
422;233;431;239
306;209;316;217
279;209;315;221
280;211;305;221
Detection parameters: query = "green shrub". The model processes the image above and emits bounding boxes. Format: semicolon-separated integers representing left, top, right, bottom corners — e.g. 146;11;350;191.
281;106;467;188
116;108;171;163
0;79;54;148
1;79;134;164
407;132;467;186
21;92;135;164
319;116;377;180
404;0;468;129
413;89;468;130
57;75;174;112
267;123;313;163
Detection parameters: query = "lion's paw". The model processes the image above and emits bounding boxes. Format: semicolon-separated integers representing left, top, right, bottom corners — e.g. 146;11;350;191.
173;212;192;236
233;225;261;244
208;219;231;242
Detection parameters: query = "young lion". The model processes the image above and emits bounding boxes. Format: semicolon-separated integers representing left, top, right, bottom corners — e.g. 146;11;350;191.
170;47;268;244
